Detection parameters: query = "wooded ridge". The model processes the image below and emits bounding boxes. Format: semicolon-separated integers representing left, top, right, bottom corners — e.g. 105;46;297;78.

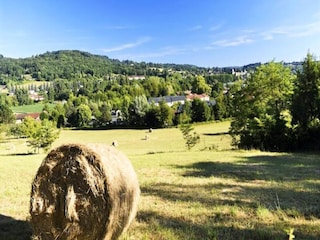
0;50;301;83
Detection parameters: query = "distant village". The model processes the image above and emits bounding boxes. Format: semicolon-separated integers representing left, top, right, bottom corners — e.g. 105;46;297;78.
1;80;220;125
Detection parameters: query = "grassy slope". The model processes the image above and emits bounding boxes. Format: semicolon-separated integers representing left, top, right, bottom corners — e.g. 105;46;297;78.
12;103;55;113
0;121;319;240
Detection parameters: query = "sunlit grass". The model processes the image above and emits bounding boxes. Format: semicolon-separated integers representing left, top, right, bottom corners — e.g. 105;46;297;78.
0;121;319;239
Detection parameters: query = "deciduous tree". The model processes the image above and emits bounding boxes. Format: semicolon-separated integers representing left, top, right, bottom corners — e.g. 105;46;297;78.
27;119;60;153
230;62;295;150
0;102;14;124
179;124;200;150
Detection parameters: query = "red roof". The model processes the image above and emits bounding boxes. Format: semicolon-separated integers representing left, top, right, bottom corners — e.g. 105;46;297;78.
186;93;209;100
15;113;41;120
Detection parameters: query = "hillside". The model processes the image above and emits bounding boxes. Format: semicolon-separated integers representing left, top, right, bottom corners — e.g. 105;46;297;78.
0;50;301;84
0;50;216;83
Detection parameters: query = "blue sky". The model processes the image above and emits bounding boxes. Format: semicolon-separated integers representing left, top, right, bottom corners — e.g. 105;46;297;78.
1;0;320;67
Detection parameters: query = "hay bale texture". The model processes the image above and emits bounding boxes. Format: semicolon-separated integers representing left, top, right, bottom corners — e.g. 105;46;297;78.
30;143;140;240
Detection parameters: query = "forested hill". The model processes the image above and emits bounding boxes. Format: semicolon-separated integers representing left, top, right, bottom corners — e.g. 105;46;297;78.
0;50;211;83
0;50;267;83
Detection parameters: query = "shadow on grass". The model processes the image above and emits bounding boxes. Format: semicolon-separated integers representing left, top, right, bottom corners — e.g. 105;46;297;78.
138;152;320;239
202;132;229;136
0;214;32;240
141;182;257;209
136;210;317;240
0;153;36;157
181;153;320;181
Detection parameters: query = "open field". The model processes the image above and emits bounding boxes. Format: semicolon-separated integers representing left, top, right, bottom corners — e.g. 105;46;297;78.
12;103;55;113
0;121;319;239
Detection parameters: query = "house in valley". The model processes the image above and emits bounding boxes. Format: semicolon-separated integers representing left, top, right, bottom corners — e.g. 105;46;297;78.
148;95;186;107
15;113;41;124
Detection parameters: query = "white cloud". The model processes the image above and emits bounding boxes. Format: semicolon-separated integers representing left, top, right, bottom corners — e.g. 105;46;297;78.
111;46;187;61
189;25;203;31
209;23;223;32
287;21;320;38
211;35;254;47
260;19;320;40
102;37;151;53
260;28;288;40
209;17;320;50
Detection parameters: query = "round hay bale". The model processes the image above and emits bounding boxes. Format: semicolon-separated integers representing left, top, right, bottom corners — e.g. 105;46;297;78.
30;143;140;240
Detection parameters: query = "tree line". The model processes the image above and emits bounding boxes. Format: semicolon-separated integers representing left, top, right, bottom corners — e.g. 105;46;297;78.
1;50;318;151
0;50;225;83
230;53;320;151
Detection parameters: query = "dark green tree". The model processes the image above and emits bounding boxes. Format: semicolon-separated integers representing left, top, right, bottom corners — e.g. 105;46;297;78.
57;114;65;128
212;90;226;120
291;53;320;149
0;103;14;124
158;100;174;127
191;98;212;122
145;104;161;128
97;102;112;125
292;53;320;129
230;62;295;150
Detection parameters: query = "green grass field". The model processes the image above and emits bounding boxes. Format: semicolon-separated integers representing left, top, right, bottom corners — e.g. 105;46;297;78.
0;121;319;240
12;103;55;113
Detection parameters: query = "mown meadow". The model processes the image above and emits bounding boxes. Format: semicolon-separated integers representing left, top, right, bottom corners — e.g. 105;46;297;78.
0;121;319;240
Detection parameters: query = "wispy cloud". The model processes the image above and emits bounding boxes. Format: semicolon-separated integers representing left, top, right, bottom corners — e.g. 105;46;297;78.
104;25;132;30
286;21;320;38
211;35;254;47
111;46;187;61
209;23;223;32
261;20;320;40
102;37;151;53
260;28;288;40
209;17;320;50
189;25;203;31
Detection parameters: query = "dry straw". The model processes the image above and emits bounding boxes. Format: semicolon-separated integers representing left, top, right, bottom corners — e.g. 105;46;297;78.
30;143;140;240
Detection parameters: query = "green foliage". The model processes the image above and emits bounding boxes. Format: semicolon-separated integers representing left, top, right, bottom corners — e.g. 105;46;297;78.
8;117;59;153
56;114;65;128
0;102;14;124
15;116;41;138
0;50;212;84
76;104;92;127
175;101;192;125
191;98;212;122
179;124;200;150
96;102;112;125
291;53;320;149
192;75;211;94
15;88;32;105
145;101;174;128
5;49;320;151
230;62;295;151
27;119;60;153
158;100;174;127
129;95;149;126
145;104;161;128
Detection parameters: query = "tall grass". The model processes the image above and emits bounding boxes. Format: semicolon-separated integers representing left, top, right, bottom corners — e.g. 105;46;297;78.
0;121;319;240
